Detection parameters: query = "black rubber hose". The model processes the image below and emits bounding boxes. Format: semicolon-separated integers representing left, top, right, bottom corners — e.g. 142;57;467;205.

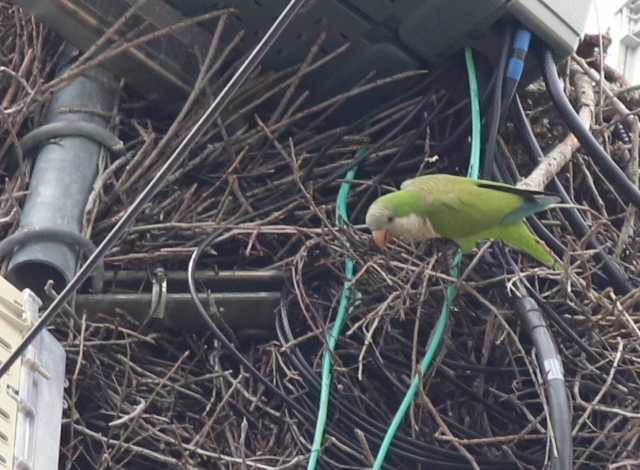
541;47;640;211
520;277;640;402
484;244;573;470
513;294;572;470
0;228;104;293
18;121;126;157
488;148;573;470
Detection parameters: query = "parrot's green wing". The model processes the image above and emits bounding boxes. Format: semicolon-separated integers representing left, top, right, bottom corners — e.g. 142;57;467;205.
475;182;560;225
402;175;557;239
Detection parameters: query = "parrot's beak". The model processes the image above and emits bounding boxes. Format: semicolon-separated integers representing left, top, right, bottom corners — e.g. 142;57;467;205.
372;230;393;248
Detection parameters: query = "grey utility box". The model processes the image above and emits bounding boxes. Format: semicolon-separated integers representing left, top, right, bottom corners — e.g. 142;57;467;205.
11;0;591;112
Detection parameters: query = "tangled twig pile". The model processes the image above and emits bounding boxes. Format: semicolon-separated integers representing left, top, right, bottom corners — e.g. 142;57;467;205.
2;4;640;469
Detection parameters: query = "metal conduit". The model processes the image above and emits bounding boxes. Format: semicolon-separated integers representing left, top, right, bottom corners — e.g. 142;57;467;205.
7;48;119;300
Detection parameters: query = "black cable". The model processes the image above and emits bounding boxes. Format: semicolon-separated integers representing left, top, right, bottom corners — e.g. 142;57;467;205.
541;47;640;211
367;334;544;464
500;29;531;119
510;96;635;298
441;359;527;376
300;61;456;185
497;247;572;470
275;296;520;469
482;21;513;180
520;277;640;402
276;304;460;468
513;295;573;470
279;281;545;466
0;0;311;378
385;330;533;428
351;90;453;220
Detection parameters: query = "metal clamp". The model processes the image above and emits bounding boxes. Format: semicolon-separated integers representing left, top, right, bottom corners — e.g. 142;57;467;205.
149;267;167;319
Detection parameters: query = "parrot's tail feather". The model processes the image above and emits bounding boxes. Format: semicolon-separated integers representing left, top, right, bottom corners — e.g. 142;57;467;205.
480;221;558;267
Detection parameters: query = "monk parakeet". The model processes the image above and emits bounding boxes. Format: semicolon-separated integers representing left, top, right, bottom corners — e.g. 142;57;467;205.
365;174;560;266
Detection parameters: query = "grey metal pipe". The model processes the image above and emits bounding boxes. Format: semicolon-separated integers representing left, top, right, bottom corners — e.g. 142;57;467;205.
73;269;284;340
8;51;118;299
75;292;280;340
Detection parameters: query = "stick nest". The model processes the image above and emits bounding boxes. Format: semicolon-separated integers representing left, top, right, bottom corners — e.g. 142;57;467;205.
1;5;640;470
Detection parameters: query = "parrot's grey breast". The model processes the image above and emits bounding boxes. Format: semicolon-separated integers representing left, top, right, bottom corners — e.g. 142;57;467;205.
390;213;440;241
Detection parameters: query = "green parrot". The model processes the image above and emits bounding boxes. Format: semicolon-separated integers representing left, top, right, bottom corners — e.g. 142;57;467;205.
365;174;560;266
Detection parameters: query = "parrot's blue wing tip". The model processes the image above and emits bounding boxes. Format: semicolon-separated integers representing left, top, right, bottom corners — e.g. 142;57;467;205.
500;195;560;226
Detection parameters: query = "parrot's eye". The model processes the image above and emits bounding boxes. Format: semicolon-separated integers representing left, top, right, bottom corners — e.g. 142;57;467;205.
387;215;395;223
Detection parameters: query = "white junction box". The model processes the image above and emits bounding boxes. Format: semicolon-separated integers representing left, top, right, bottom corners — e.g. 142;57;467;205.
0;276;65;470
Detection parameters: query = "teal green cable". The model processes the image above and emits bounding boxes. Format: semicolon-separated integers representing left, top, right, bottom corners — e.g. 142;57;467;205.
306;152;364;470
466;47;481;178
371;47;481;470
